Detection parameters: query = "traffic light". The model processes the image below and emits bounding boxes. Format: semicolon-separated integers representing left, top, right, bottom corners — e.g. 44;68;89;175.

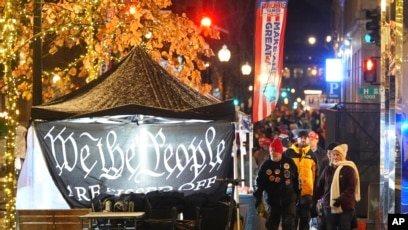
365;9;380;45
280;91;288;98
362;58;377;82
200;16;212;27
233;98;239;106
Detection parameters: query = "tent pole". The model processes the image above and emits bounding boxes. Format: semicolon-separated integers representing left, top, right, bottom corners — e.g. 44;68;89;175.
239;126;245;188
232;132;242;230
249;123;254;190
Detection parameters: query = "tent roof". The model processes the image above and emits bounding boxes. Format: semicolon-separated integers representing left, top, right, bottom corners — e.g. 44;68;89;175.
31;47;236;121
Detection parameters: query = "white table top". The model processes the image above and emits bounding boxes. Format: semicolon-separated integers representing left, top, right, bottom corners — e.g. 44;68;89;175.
79;211;145;219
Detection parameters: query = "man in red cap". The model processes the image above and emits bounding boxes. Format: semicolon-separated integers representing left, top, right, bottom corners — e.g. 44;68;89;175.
308;131;327;230
308;131;326;179
254;139;301;230
253;137;272;167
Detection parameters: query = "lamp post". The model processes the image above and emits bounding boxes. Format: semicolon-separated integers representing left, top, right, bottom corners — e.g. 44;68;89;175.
241;62;252;76
240;62;252;112
218;45;231;101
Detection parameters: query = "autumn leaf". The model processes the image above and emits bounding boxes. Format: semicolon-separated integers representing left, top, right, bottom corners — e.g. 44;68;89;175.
2;0;219;103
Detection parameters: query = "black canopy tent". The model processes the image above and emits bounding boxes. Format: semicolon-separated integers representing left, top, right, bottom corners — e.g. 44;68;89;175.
18;47;237;209
31;46;236;122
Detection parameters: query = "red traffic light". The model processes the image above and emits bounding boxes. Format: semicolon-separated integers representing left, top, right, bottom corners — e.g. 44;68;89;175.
200;17;212;27
363;58;377;82
363;58;376;72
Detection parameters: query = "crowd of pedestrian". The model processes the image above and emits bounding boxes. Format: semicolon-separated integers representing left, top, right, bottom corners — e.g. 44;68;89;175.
252;106;361;230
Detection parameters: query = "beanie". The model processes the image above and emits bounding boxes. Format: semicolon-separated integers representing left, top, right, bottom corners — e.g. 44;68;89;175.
333;144;348;158
308;131;319;140
326;142;339;151
279;134;290;148
270;139;284;154
298;130;309;138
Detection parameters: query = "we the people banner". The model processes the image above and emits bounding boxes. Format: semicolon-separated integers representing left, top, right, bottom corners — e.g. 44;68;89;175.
253;0;288;123
29;121;234;208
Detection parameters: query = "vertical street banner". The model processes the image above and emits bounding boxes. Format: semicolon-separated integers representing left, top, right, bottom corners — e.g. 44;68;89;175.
253;0;288;123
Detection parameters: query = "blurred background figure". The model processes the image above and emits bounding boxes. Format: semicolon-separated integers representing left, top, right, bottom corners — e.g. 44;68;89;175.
15;123;28;177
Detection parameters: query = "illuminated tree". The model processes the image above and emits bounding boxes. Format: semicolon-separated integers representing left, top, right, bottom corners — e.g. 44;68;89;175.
1;0;219;102
0;0;218;228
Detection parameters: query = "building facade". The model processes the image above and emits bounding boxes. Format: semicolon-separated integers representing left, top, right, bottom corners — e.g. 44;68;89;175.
331;0;408;226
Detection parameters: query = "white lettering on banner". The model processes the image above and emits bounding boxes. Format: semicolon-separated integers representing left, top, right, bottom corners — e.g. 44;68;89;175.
66;176;217;200
264;21;280;73
43;126;225;184
262;2;286;9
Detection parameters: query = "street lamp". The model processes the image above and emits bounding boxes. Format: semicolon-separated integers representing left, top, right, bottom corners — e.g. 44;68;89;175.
218;45;231;62
241;62;252;76
307;35;316;45
239;62;252;112
218;45;231;100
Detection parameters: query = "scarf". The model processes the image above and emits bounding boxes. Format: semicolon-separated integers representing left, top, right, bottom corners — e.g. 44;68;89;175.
330;160;360;213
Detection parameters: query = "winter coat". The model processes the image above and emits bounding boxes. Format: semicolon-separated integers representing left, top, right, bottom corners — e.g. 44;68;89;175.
285;144;317;197
311;146;327;178
254;155;300;206
313;164;358;211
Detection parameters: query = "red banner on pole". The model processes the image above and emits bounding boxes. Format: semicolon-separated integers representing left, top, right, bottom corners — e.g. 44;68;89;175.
253;0;288;123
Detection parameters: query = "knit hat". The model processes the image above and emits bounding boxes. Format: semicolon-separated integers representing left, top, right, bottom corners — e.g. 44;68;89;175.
326;142;339;151
308;131;319;140
333;144;348;158
298;130;309;137
270;139;284;154
279;134;290;148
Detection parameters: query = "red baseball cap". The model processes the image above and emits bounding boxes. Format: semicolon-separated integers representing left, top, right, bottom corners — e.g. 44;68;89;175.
259;137;272;146
308;131;319;140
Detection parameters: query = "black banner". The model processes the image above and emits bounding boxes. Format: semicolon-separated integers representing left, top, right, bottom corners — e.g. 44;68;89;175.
34;121;234;208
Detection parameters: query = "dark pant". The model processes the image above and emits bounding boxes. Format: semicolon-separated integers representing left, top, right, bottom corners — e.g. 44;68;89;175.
323;207;354;230
267;201;297;230
296;195;312;230
318;214;326;230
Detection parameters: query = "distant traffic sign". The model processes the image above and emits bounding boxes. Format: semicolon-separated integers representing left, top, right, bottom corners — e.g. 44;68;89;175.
359;87;379;100
359;87;379;95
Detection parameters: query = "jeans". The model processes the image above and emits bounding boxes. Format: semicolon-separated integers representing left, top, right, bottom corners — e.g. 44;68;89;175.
323;208;354;230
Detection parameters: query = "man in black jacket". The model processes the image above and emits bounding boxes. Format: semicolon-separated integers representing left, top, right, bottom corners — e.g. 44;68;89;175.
254;139;301;230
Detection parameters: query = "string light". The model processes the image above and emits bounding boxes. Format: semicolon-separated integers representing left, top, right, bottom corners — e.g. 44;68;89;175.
0;5;222;226
1;0;19;228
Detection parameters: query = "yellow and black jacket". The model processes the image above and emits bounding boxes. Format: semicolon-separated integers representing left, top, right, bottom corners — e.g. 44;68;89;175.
285;144;317;197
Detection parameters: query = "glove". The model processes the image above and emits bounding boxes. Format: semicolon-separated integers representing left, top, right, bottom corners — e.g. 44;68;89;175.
255;198;262;208
295;194;301;207
333;198;341;207
296;199;300;207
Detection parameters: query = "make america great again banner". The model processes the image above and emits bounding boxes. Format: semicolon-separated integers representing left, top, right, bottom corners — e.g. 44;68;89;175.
33;121;234;208
253;0;287;122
